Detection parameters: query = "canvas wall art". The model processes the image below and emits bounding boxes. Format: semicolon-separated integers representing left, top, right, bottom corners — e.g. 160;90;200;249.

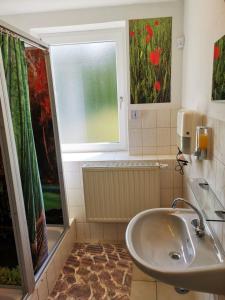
212;35;225;101
129;17;172;104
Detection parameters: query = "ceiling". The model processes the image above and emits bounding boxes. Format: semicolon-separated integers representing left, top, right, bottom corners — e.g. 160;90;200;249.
0;0;175;16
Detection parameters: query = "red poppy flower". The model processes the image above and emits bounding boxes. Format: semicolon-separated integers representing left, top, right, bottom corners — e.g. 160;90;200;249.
130;31;135;38
214;46;220;60
146;34;151;43
149;48;161;65
154;81;161;91
145;24;153;37
154;20;159;26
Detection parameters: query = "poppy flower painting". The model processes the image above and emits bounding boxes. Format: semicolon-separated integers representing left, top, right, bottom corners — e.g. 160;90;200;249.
212;35;225;101
129;17;172;104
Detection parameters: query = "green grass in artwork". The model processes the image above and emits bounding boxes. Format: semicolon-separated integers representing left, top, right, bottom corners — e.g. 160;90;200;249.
212;35;225;100
129;17;172;104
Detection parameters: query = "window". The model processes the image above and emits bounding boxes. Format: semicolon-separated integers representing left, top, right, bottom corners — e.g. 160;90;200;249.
50;28;127;152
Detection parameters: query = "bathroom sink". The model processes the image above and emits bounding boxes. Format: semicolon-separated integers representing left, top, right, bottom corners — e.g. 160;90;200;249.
126;208;225;294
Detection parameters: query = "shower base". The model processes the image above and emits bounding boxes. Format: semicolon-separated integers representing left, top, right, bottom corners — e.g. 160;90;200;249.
0;288;22;300
47;225;64;253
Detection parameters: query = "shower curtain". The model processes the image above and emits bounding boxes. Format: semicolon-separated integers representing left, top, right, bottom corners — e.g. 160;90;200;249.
0;33;48;272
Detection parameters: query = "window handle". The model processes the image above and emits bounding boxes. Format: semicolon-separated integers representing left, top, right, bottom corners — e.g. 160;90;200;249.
119;96;124;109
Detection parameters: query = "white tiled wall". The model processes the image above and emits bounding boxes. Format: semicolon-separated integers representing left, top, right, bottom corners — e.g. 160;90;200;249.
128;109;178;155
59;112;225;300
130;264;211;300
183;116;225;300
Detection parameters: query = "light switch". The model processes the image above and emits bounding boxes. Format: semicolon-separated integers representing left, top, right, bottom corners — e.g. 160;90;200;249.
131;110;141;120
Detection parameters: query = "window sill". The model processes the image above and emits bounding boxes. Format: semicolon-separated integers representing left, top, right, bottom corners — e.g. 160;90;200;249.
62;151;175;162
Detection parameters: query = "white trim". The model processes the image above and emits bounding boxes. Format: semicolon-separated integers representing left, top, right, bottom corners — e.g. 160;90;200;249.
31;21;126;36
36;27;125;45
44;53;70;228
62;142;126;153
128;102;181;110
211;100;225;103
41;27;128;153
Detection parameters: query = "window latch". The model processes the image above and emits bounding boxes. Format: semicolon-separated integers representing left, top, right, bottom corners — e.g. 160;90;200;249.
119;96;124;109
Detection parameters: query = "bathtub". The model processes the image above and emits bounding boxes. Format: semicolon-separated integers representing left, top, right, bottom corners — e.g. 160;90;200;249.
47;226;64;253
0;288;22;300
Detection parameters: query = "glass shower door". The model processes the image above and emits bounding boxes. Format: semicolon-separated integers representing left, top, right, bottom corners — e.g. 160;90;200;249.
0;149;22;289
25;46;68;257
0;48;34;296
0;23;69;296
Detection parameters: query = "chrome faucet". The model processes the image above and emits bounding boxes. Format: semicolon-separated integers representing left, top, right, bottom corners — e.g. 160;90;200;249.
172;197;205;238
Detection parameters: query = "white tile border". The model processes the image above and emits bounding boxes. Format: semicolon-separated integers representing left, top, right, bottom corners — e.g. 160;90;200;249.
27;220;76;300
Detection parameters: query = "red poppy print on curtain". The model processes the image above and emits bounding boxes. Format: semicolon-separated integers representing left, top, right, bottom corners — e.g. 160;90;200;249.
25;48;63;225
129;17;172;104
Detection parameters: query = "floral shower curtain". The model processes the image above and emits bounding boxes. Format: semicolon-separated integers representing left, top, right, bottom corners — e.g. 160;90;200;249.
0;33;48;272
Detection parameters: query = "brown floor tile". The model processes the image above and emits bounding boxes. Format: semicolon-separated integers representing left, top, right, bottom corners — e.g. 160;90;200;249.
48;243;133;300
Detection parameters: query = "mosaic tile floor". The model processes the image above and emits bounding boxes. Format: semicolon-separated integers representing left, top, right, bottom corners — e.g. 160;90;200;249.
48;243;133;300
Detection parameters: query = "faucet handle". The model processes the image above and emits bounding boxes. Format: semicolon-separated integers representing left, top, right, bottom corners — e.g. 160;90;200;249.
191;219;205;237
195;227;205;238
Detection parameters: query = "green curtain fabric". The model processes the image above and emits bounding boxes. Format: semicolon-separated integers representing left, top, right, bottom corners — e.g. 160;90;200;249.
0;33;48;272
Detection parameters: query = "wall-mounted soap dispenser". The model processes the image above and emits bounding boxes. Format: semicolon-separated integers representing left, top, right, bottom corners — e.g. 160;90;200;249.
177;109;202;154
194;126;211;160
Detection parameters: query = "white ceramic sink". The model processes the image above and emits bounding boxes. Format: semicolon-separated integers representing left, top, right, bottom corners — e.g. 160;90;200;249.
126;208;225;294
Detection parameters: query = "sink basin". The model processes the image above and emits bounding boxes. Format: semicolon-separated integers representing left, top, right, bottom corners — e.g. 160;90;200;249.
126;208;225;295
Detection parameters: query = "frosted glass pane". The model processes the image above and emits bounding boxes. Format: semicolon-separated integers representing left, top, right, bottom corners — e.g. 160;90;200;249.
51;42;119;144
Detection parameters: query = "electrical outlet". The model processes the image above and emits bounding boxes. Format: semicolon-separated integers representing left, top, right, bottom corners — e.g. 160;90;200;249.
176;36;185;49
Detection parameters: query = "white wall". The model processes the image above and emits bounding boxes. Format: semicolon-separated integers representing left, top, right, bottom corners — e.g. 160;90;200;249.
0;1;184;156
182;1;225;299
0;1;184;112
182;0;225;121
1;2;183;34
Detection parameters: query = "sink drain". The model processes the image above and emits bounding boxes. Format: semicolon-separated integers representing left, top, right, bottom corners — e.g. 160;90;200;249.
169;251;181;260
175;287;189;294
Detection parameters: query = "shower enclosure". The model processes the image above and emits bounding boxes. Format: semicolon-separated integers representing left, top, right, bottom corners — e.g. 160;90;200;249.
0;20;69;298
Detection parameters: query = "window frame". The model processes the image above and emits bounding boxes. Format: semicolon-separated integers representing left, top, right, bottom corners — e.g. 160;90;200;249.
38;26;128;153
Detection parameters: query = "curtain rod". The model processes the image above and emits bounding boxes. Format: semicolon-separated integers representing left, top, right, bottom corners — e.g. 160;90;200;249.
0;25;48;52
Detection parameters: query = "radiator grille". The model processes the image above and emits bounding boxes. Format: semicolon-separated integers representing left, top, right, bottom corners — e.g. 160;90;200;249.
82;161;161;222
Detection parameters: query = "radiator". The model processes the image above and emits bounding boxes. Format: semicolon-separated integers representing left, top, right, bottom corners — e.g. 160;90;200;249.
82;161;164;222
